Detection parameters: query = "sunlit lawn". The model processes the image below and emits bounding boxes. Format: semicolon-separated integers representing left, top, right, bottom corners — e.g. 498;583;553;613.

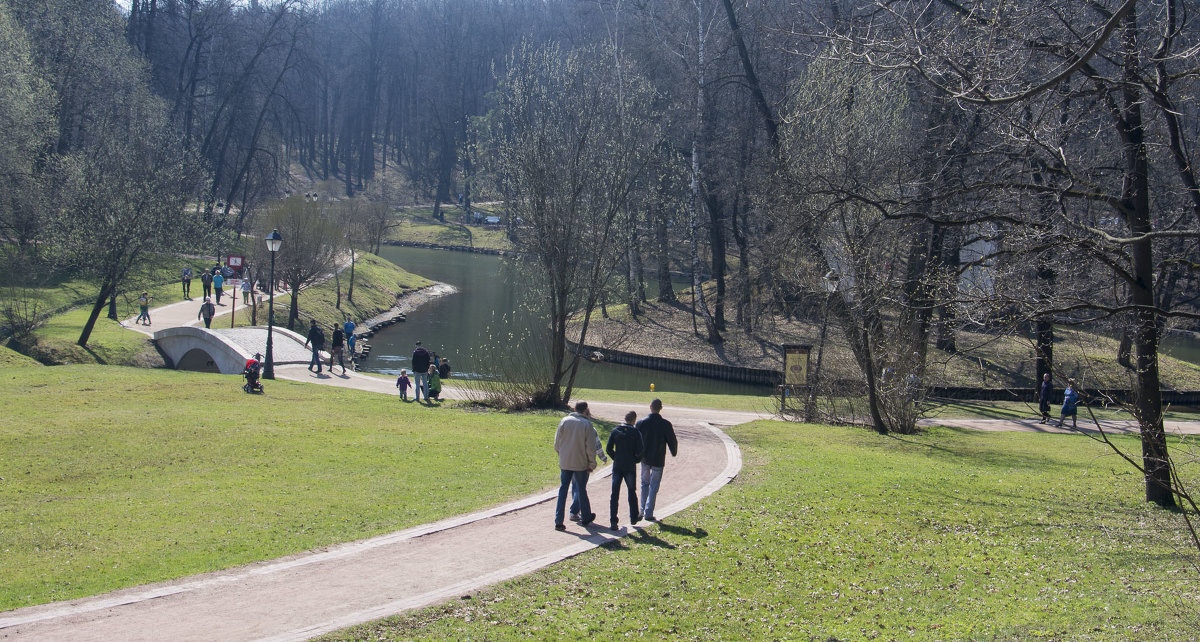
328;422;1200;640
0;365;558;610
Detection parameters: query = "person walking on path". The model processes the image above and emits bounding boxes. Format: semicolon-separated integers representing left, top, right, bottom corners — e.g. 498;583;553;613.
213;271;225;305
411;341;431;403
241;278;252;305
606;410;644;531
135;292;152;325
200;270;212;300
1038;373;1053;424
1058;378;1080;429
636;399;677;522
181;267;192;299
329;324;347;375
197;297;215;328
304;319;325;374
396;369;410;401
554;401;605;530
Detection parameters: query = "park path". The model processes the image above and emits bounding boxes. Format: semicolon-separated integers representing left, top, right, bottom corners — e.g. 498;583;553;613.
0;360;758;640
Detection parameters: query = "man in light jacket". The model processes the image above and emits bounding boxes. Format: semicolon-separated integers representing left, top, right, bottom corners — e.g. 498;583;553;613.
554;401;606;530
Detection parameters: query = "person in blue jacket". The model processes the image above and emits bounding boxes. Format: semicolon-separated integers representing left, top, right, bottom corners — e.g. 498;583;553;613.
1058;378;1079;429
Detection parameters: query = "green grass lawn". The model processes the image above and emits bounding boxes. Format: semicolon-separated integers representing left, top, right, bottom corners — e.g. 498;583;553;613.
386;207;512;252
0;365;559;610
327;423;1200;640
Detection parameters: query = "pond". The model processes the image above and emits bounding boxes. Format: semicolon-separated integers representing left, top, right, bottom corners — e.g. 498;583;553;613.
363;246;772;396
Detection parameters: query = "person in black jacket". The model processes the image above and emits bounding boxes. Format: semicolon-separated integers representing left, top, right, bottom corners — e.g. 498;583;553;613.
411;341;431;402
304;319;325;374
1037;373;1053;424
635;399;677;522
606;411;644;531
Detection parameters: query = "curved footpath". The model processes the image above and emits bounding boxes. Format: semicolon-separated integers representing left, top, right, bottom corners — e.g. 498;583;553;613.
7;296;1200;640
1;311;762;641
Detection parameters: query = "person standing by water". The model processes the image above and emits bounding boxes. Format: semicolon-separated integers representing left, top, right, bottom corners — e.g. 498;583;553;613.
197;297;215;328
606;410;644;531
554;401;604;530
636;399;677;522
304;319;325;374
428;364;442;401
411;340;431;402
1038;373;1053;424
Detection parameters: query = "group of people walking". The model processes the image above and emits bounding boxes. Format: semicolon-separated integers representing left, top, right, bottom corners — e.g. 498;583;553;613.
553;399;678;532
395;340;451;403
1038;373;1081;429
304;318;361;376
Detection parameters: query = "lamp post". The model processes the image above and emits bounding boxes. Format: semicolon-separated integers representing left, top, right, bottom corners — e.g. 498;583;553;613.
264;228;283;380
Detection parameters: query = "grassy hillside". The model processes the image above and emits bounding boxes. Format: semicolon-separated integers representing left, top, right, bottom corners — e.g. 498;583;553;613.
385;206;512;252
7;252;430;366
328;422;1200;640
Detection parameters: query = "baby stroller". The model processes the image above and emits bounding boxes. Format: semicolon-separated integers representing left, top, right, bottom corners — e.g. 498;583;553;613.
243;353;264;393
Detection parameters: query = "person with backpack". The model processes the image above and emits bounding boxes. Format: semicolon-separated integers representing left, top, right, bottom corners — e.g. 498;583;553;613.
411;340;431;402
606;410;644;531
304;319;325;374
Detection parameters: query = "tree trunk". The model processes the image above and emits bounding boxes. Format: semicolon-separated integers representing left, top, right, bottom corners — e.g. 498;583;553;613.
655;209;676;303
1120;9;1173;508
78;281;116;347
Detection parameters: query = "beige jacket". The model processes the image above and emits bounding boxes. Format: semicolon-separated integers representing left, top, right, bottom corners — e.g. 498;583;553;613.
554;412;605;472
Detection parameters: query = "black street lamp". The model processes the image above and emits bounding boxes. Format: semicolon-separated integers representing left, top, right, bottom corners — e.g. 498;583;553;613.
264;228;283;380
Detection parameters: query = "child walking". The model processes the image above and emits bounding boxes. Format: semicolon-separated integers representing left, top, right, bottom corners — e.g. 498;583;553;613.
396;369;410;401
605;411;645;531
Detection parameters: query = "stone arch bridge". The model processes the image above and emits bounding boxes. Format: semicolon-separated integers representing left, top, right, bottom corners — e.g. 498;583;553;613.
153;326;320;374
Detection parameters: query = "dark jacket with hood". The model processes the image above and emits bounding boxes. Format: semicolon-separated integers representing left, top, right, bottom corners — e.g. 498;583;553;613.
606;423;644;472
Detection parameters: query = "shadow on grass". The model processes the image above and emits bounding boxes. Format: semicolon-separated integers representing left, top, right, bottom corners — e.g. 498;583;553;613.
878;430;1084;473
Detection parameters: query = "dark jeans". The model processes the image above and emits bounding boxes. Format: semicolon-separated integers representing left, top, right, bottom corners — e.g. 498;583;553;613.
555;469;590;525
309;347;322;372
610;466;639;522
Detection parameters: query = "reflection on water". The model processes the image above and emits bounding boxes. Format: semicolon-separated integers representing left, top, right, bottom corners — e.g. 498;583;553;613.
365;246;771;395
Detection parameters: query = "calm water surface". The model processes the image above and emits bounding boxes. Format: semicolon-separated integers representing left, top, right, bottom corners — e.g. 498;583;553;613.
364;246;771;395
